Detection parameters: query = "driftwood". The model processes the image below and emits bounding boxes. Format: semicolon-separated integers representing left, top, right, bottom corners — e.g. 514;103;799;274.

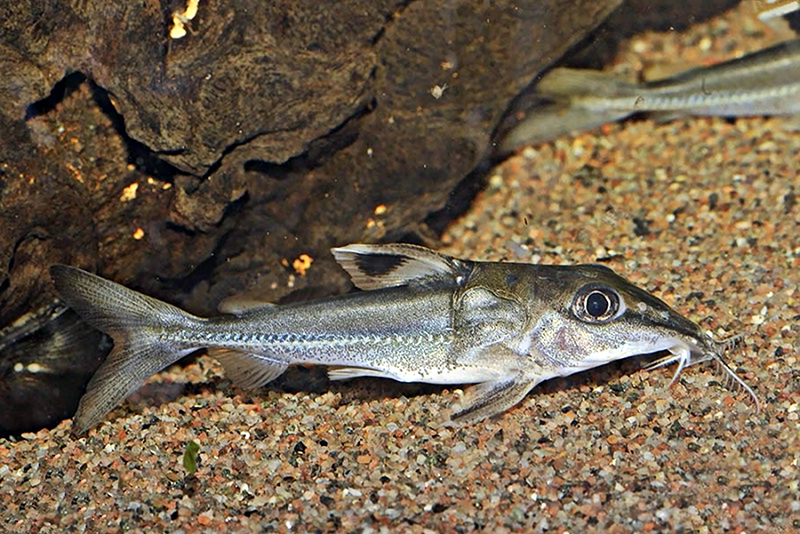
0;0;621;322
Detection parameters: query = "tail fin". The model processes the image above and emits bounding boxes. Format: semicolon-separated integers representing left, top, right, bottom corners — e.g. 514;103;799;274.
499;68;637;152
50;265;202;433
534;67;639;100
499;102;629;152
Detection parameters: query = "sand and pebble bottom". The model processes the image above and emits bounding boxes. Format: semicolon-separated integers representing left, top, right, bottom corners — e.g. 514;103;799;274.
3;6;799;534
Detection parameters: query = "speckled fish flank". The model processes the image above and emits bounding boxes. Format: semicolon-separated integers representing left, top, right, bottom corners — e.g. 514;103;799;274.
50;244;759;433
501;38;800;151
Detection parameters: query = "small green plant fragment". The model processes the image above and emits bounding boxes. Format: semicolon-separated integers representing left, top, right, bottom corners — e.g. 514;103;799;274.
183;441;200;475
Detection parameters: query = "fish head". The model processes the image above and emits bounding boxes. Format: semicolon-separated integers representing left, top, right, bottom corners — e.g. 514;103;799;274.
516;263;720;374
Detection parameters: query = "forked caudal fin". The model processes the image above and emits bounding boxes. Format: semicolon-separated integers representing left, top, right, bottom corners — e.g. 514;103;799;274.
50;265;203;433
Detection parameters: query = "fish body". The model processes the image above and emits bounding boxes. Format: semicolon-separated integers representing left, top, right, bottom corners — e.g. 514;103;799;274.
757;0;800;21
501;39;800;151
51;244;758;433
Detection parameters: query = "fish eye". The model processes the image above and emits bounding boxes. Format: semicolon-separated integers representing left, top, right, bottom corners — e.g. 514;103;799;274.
586;291;610;317
573;285;621;323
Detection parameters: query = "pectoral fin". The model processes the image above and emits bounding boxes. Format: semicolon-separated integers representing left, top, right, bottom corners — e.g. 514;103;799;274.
209;348;288;389
331;243;469;290
443;373;541;426
455;287;527;348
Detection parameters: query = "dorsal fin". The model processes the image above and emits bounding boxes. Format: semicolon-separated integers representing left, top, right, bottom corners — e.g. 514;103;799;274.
331;244;468;290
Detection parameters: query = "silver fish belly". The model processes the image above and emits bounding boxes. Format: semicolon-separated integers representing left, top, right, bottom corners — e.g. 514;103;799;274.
51;243;759;433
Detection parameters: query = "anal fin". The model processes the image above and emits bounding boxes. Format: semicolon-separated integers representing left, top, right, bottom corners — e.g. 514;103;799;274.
328;366;398;381
209;348;288;389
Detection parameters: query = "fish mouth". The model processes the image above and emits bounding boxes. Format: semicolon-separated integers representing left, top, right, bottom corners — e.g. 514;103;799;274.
643;335;760;412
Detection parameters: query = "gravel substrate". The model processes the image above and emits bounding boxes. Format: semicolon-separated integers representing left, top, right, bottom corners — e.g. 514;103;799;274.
2;4;798;533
